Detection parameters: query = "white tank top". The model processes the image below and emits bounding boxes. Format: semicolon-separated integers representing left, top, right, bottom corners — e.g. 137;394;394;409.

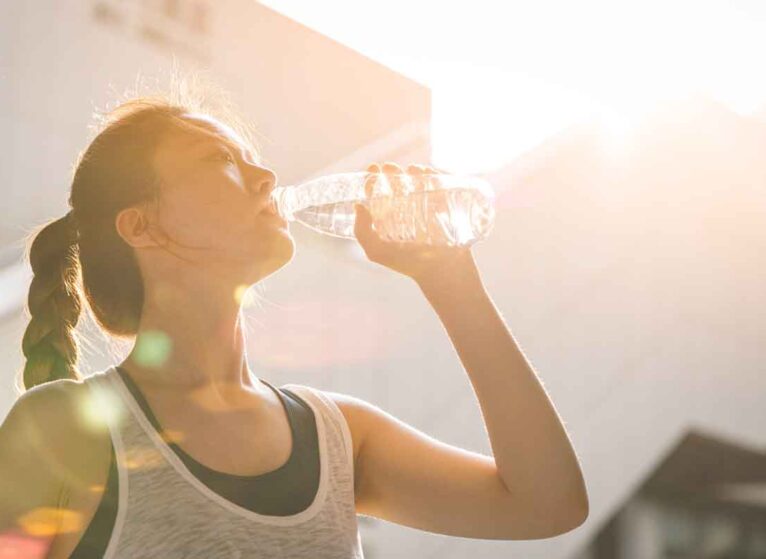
84;367;365;558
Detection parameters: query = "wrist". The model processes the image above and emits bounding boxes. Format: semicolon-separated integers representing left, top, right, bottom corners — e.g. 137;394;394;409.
416;252;485;299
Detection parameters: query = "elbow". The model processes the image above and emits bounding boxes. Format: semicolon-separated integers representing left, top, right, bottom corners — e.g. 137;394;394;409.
547;498;589;536
500;482;590;540
505;500;589;540
502;494;589;540
549;477;590;535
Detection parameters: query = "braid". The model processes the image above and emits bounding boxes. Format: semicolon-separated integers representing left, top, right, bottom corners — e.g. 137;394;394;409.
21;212;84;389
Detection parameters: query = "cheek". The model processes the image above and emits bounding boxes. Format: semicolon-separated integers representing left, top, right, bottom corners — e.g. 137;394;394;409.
159;188;252;245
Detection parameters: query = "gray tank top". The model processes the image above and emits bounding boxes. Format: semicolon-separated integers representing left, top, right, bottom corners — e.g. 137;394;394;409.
84;367;364;558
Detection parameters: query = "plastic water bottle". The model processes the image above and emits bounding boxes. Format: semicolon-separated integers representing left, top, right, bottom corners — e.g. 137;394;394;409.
268;171;496;247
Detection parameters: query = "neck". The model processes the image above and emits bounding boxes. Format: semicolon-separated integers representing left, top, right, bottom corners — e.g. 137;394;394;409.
120;275;262;398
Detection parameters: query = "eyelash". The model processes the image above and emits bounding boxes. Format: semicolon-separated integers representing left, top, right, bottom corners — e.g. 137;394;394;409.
210;150;236;164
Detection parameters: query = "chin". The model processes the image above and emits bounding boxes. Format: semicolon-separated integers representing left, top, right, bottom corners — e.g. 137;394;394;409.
249;236;295;282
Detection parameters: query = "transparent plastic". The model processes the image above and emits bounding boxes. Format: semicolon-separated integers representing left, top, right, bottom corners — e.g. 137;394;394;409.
269;171;496;247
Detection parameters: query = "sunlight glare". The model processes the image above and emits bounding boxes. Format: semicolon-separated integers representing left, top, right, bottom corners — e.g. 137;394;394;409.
431;66;589;174
77;381;125;433
594;102;655;158
261;0;766;169
123;446;165;471
235;284;257;308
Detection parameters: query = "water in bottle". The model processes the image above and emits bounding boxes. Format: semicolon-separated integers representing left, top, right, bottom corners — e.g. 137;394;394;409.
269;171;495;247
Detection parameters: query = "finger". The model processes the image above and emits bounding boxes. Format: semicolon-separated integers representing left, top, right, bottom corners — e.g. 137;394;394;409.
364;164;380;198
383;162;408;195
364;174;378;198
382;162;404;176
423;164;446;194
407;164;429;194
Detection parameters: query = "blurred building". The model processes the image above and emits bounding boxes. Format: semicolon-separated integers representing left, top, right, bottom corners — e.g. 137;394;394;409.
574;430;766;558
2;3;766;559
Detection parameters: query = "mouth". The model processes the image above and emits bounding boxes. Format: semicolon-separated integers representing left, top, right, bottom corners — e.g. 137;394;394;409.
262;201;279;216
256;190;279;215
256;201;288;229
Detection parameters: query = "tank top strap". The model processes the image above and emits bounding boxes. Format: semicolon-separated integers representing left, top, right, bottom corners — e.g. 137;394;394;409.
281;384;355;475
79;369;131;558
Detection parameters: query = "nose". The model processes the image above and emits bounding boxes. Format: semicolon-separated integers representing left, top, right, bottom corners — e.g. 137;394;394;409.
246;166;277;197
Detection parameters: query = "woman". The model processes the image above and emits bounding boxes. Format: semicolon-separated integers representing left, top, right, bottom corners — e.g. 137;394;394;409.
0;93;588;558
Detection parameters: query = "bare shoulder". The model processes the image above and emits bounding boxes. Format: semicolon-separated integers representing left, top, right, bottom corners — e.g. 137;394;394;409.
2;378;109;442
1;377;113;473
2;378;90;448
5;377;88;422
0;378;112;526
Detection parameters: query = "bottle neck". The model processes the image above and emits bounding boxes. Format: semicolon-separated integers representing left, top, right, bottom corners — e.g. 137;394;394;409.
270;185;294;221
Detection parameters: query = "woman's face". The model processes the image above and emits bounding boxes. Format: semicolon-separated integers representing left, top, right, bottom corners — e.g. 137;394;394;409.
148;113;293;285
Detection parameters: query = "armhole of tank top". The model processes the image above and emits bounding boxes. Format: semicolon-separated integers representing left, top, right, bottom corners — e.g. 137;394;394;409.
282;384;355;480
83;371;129;559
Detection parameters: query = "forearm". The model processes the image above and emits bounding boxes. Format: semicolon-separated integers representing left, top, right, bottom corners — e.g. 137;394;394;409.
417;257;588;518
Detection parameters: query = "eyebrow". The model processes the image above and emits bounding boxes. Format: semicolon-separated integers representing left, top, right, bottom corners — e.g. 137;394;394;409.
183;133;258;163
186;135;230;150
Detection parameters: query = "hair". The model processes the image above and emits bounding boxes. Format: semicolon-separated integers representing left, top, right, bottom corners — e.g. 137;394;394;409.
18;72;263;393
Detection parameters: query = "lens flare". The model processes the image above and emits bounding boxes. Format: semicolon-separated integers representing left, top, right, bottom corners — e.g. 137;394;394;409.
133;330;173;368
0;530;51;558
17;507;82;536
77;381;125;433
234;284;256;307
123;446;165;471
160;428;186;443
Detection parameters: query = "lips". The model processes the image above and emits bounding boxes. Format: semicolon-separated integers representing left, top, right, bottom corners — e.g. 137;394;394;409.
255;200;287;229
255;195;277;217
263;201;278;216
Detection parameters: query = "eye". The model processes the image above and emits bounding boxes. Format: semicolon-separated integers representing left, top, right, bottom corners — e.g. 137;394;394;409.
209;150;236;164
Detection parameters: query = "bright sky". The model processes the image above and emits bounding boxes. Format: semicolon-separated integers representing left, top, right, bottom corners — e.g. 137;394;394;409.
260;0;766;174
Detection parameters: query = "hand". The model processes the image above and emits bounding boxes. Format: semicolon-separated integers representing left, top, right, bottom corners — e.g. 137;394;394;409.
353;162;478;286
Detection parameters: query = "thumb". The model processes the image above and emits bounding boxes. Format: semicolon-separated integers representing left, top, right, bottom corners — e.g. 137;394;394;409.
354;203;367;228
354;204;370;220
353;203;376;240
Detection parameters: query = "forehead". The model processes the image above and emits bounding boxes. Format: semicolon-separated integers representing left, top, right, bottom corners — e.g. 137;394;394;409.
172;112;248;150
183;113;246;145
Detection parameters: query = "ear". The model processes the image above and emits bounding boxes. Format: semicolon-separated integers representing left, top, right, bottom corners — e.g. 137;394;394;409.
115;207;159;249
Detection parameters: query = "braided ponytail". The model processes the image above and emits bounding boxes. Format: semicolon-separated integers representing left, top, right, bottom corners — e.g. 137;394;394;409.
21;212;83;389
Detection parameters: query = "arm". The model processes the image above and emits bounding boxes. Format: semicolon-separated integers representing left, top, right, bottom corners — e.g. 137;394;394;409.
330;253;588;540
416;253;589;525
346;161;588;539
